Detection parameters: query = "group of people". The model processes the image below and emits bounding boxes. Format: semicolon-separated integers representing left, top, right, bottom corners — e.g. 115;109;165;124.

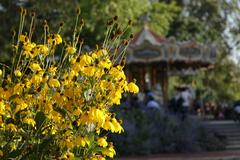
128;86;193;118
126;84;233;121
169;85;194;120
128;90;163;111
170;86;231;120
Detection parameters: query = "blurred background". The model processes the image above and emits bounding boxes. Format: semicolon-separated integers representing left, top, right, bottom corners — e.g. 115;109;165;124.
1;0;240;157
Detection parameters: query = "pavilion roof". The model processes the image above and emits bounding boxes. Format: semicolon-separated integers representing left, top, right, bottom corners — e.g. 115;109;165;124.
131;25;165;45
127;26;217;70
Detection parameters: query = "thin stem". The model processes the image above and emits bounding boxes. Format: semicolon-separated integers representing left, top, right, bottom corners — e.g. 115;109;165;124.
103;24;114;48
29;15;35;41
11;12;23;77
72;14;80;47
16;13;26;70
77;42;83;57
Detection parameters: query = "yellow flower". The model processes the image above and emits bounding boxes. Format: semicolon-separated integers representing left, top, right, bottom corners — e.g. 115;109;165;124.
38;44;49;55
97;137;108;148
55;34;62;44
103;121;114;132
111;118;123;133
102;146;116;158
90;155;106;160
73;108;82;116
60;151;75;160
66;46;76;55
0;116;4;127
99;157;106;160
110;89;122;105
0;101;5;115
128;82;139;94
48;66;57;75
13;102;28;114
13;83;24;95
49;111;62;123
22;117;36;127
10;143;17;151
6;123;17;132
48;34;62;45
81;66;96;77
60;138;74;149
19;34;29;43
99;59;112;69
30;63;42;72
31;74;43;86
79;55;93;67
0;69;2;77
0;149;3;157
23;42;36;51
88;108;106;126
75;136;89;147
109;66;125;80
14;69;22;77
48;78;60;88
96;49;108;57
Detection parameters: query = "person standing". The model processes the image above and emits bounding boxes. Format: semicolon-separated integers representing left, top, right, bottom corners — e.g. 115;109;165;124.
180;87;193;120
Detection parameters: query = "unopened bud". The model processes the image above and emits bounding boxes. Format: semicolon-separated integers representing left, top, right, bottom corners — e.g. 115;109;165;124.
130;34;134;39
80;19;84;25
59;22;64;27
43;20;48;26
123;40;129;46
76;8;81;15
116;28;122;36
23;9;27;15
128;20;132;25
31;11;36;17
107;20;114;26
113;16;118;21
20;7;24;13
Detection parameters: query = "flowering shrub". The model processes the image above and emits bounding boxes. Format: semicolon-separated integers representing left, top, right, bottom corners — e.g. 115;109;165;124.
110;108;226;155
0;8;138;159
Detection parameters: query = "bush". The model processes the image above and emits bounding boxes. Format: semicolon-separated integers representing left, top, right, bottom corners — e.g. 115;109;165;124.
110;107;226;156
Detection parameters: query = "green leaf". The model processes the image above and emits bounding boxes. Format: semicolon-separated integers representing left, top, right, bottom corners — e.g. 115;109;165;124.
35;111;46;130
3;148;24;160
54;106;67;117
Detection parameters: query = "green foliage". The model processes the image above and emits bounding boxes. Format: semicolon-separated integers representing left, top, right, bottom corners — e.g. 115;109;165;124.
137;1;180;36
168;0;228;43
202;55;240;102
0;0;179;62
165;0;240;104
169;53;240;103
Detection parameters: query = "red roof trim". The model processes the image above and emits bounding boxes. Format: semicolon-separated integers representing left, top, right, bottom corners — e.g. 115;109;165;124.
131;27;166;44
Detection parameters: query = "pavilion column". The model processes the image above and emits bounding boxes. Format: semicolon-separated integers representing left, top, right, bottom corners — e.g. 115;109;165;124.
152;65;156;88
126;65;132;82
161;64;168;105
141;66;145;91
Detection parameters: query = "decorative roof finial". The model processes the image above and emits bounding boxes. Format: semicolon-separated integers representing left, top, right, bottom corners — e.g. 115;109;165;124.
140;12;151;27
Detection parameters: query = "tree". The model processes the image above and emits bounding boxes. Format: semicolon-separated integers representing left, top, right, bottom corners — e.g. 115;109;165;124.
0;0;179;61
165;0;240;104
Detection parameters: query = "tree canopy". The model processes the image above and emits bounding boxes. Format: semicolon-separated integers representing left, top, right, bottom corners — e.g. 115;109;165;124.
0;0;179;61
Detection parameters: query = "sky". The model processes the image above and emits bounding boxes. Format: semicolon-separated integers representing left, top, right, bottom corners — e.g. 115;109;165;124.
223;0;240;63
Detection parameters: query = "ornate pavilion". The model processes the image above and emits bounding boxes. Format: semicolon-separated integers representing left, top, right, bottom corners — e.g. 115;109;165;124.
126;26;216;104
